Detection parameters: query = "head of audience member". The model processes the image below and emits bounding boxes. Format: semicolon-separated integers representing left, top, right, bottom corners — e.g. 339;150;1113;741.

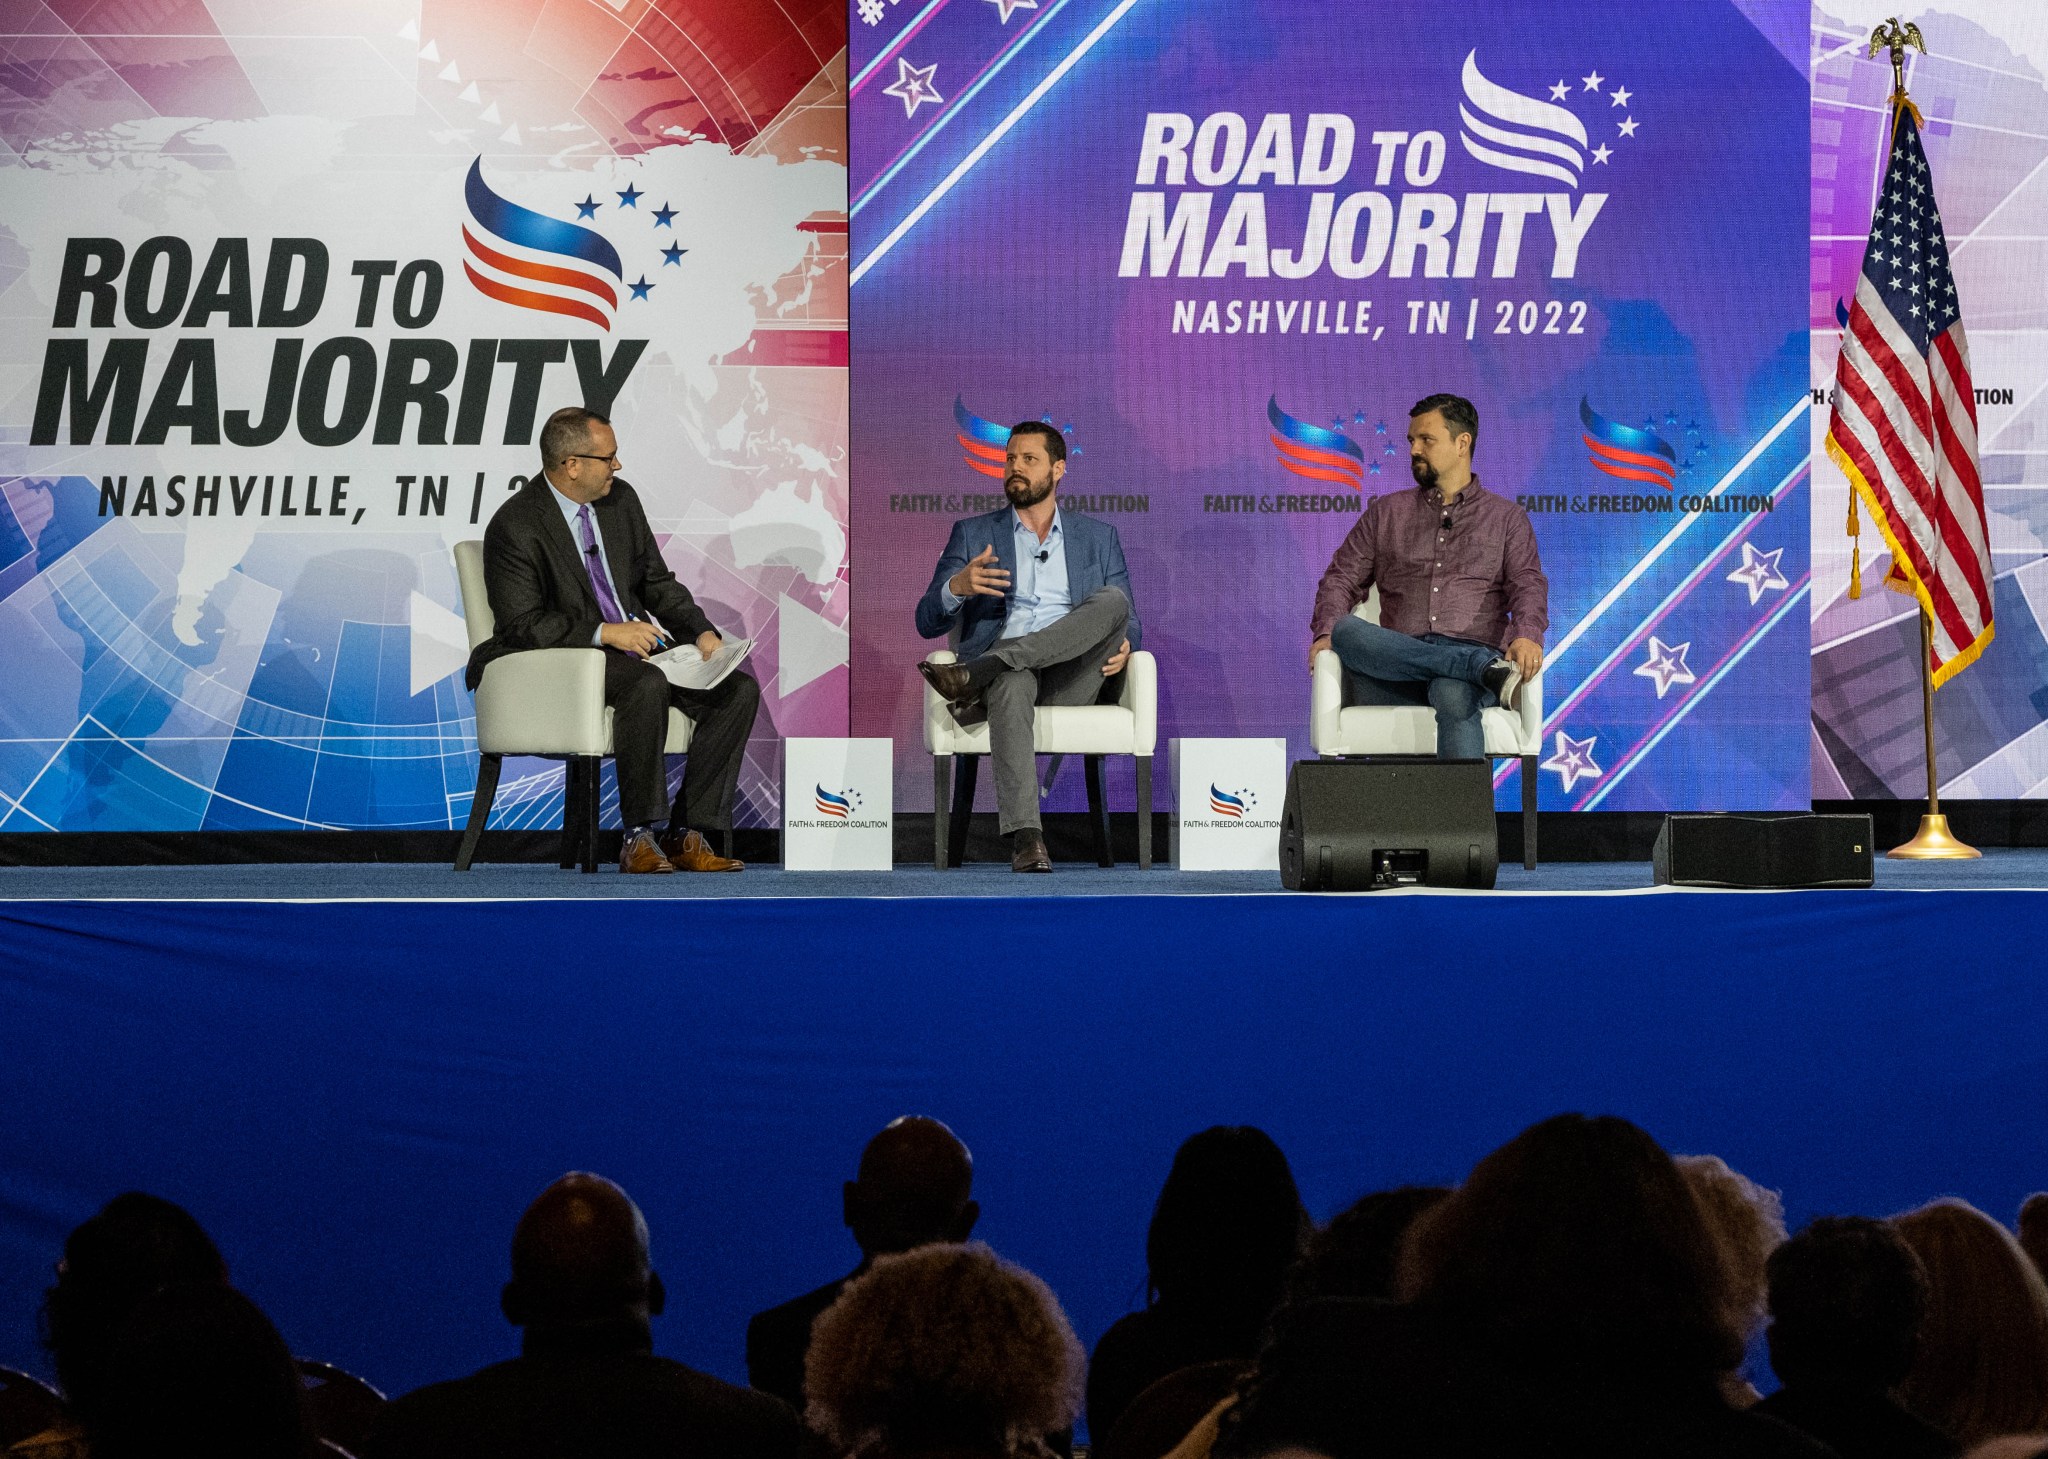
806;1242;1083;1459
1284;1186;1452;1306
2018;1194;2048;1287
1891;1198;2048;1446
1765;1215;1929;1393
90;1282;317;1459
1146;1126;1308;1326
500;1172;665;1340
1399;1113;1741;1379
41;1193;230;1424
1677;1154;1787;1347
844;1116;979;1263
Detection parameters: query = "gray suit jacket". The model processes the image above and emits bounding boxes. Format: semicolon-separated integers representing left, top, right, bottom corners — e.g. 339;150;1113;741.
914;506;1141;660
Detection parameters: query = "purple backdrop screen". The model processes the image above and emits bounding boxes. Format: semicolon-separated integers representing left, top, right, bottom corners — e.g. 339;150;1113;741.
850;0;1809;812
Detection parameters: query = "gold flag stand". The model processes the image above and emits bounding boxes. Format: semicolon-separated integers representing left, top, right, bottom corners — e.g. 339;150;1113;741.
1861;20;1978;861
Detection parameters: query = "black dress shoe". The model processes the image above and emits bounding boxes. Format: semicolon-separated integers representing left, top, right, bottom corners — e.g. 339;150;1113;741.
1010;830;1052;873
918;659;973;700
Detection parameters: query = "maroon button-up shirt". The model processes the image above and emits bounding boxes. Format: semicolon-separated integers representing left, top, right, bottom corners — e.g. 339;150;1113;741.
1311;476;1549;649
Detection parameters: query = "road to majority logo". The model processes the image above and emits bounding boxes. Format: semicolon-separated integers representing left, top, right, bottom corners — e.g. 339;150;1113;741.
1124;51;1636;341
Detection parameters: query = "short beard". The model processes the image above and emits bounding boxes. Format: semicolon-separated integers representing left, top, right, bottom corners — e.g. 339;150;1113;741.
1410;458;1439;490
1005;474;1054;510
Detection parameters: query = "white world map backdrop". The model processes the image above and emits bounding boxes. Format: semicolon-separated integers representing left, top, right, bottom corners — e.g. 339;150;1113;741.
1811;1;2048;798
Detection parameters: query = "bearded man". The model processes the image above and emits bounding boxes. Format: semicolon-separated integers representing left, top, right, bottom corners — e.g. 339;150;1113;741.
914;421;1140;873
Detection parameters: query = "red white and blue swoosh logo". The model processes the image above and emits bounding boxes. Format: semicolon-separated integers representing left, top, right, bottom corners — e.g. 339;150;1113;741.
1209;784;1249;819
1268;397;1365;490
815;785;854;819
1580;397;1677;490
461;157;624;332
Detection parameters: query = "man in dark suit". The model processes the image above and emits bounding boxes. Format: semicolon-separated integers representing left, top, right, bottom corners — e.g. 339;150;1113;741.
914;422;1141;872
364;1173;816;1459
746;1117;978;1412
466;407;754;874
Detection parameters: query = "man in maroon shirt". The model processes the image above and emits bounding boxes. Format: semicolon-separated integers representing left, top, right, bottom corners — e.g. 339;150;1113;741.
1309;393;1548;761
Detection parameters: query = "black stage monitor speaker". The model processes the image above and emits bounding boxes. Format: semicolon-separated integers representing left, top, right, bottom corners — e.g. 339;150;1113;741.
1280;759;1498;891
1652;813;1875;889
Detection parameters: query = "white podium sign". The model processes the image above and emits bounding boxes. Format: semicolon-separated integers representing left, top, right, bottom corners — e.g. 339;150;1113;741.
1172;738;1288;871
783;738;893;871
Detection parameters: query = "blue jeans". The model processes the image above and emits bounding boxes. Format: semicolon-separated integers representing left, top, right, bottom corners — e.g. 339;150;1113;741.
1329;617;1499;761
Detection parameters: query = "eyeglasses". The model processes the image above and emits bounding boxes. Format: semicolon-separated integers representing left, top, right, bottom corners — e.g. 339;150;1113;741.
567;453;619;466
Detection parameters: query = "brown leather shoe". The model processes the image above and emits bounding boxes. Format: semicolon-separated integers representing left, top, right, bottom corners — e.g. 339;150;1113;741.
918;659;972;700
619;828;675;874
660;828;744;872
1010;829;1052;873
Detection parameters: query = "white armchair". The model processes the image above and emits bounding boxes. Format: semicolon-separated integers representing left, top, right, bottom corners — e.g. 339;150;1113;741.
1310;599;1543;868
452;540;697;872
923;648;1158;869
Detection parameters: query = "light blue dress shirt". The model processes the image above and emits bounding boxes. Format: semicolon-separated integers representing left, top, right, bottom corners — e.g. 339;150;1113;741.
548;480;630;646
940;508;1069;639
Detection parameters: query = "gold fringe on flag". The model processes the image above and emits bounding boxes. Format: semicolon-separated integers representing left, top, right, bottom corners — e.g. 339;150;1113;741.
1847;490;1861;600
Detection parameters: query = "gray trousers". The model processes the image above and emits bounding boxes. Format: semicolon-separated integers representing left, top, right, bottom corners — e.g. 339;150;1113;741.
976;587;1131;834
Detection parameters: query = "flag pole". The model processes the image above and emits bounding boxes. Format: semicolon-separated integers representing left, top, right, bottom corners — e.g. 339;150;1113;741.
1890;605;1977;858
1845;21;1983;858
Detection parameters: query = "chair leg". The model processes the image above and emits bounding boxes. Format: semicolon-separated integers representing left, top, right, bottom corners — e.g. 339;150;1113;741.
948;755;978;869
559;760;584;869
1136;755;1153;871
1084;755;1112;867
1522;754;1538;870
455;753;502;872
932;755;951;871
579;756;602;874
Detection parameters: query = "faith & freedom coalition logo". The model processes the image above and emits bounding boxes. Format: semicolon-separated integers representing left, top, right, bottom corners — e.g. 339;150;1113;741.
1202;784;1278;829
886;398;1148;515
789;784;887;832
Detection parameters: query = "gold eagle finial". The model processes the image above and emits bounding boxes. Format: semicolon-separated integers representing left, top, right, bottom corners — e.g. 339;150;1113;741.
1868;17;1927;104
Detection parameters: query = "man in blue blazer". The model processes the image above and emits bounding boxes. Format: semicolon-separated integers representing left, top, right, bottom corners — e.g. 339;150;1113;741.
915;422;1140;872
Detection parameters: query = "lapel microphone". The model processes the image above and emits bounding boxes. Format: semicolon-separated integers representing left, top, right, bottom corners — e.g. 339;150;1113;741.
1035;548;1050;563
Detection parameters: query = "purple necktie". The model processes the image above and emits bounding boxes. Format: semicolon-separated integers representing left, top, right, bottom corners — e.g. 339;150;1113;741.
575;504;627;623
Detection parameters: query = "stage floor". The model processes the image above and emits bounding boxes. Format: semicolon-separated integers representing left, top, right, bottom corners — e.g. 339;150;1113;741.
1;851;2045;898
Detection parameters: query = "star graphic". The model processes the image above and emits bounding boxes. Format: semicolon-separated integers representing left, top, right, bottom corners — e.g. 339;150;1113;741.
660;242;687;266
1610;85;1632;107
1542;731;1604;793
627;276;653;301
1634;636;1697;699
883;56;944;118
1592;144;1613;165
1548;79;1570;101
1582;68;1605;92
985;0;1038;20
1618;116;1639;138
652;202;677;227
1727;542;1789;606
574;195;600;220
617;183;642;208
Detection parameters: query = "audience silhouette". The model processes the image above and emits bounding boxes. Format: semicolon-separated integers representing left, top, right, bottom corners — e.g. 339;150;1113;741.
362;1172;816;1459
805;1242;1081;1459
13;1118;2048;1459
1752;1216;1958;1459
1087;1127;1307;1443
748;1117;980;1412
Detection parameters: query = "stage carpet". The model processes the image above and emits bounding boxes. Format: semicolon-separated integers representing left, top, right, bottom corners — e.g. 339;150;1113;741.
4;864;2046;1417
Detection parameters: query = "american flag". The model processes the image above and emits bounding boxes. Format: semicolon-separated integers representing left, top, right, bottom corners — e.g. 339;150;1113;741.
1825;100;1993;687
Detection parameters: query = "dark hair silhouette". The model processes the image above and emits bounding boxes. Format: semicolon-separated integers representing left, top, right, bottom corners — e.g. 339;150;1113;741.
1766;1215;1928;1389
42;1193;229;1424
1401;1113;1741;1376
1287;1186;1451;1305
1146;1126;1308;1317
91;1283;315;1459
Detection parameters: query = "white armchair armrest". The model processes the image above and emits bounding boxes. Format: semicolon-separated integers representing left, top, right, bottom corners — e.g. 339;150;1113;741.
1122;650;1157;754
474;648;608;756
1311;647;1346;753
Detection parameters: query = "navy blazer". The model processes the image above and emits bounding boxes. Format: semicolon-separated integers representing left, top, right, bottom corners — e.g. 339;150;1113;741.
915;506;1142;661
